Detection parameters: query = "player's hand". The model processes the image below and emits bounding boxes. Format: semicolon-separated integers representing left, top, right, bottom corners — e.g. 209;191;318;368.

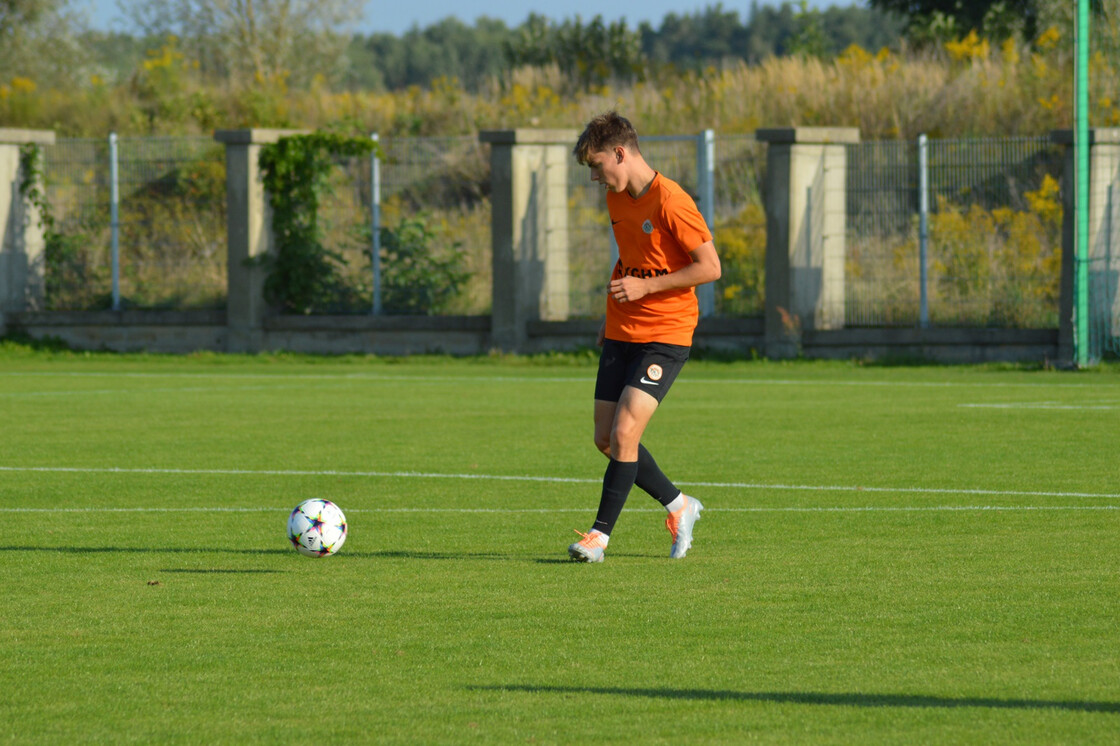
596;321;606;347
609;276;648;303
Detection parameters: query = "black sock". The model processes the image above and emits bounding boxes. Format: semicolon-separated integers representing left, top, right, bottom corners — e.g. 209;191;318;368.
635;444;680;507
592;458;639;536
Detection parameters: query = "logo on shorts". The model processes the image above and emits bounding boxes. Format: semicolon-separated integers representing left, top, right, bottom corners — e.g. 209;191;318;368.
642;219;654;234
646;364;663;381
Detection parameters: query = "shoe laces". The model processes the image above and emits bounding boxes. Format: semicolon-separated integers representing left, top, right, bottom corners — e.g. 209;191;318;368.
573;529;607;548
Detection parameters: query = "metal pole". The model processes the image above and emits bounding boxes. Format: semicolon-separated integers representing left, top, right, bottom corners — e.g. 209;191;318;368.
1074;0;1091;366
697;129;716;317
1106;183;1114;354
918;134;930;329
371;133;382;315
109;132;120;312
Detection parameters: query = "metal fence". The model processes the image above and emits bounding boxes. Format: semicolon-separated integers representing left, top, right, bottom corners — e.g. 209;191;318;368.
35;132;1108;338
302;135;492;315
42;136;226;311
1087;146;1120;360
846;136;1065;329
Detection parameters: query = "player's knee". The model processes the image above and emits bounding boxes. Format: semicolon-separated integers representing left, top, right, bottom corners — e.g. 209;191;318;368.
609;429;640;459
593;431;612;456
611;419;641;448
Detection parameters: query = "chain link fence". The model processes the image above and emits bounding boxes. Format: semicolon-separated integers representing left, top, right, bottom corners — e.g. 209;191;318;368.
293;135;492;315
42;136;226;311
846;136;1065;328
33;132;1092;334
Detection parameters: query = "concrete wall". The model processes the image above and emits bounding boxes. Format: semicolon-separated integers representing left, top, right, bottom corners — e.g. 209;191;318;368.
0;129;55;327
481;129;577;351
12;310;227;353
214;128;308;352
9;311;1054;363
757;128;859;359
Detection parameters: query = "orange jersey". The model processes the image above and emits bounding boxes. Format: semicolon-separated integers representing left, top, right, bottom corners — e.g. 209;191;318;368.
605;173;713;346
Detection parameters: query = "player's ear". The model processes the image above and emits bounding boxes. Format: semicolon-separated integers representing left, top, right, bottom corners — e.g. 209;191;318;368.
615;147;624;164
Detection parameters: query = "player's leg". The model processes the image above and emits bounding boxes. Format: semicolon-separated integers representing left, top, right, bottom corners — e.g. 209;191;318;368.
616;341;690;501
619;343;703;558
588;384;659;534
570;342;631;562
593;398;615;457
570;342;702;560
598;399;683;515
608;384;660;462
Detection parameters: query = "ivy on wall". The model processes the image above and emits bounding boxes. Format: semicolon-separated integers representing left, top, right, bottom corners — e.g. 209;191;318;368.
258;132;378;314
17;144;92;309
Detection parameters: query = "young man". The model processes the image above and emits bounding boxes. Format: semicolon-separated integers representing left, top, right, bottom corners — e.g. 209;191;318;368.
568;112;721;563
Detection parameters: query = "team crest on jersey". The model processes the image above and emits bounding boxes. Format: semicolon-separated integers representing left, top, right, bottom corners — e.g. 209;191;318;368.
642;219;654;234
646;364;663;381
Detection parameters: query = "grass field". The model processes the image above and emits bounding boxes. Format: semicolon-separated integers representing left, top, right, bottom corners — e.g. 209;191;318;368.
1;347;1118;744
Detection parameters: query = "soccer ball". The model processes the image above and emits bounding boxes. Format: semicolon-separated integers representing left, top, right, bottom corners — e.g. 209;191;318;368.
287;499;348;557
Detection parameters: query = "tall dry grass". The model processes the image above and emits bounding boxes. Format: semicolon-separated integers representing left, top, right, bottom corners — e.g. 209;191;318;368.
3;27;1119;138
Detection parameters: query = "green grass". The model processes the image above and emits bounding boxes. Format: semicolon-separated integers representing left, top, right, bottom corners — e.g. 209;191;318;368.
1;349;1118;744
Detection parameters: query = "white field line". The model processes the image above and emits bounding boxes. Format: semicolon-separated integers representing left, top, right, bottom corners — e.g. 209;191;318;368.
1;465;1118;500
960;402;1120;410
6;505;1119;514
0;384;309;398
3;370;1120;389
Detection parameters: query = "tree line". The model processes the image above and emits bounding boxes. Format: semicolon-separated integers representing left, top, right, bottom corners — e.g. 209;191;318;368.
344;3;907;92
2;0;1115;139
4;0;1112;95
3;1;905;93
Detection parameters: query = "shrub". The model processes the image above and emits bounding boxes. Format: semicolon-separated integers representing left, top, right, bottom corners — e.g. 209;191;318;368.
376;214;471;315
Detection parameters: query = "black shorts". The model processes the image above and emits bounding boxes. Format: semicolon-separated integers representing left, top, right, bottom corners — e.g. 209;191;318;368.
594;339;690;404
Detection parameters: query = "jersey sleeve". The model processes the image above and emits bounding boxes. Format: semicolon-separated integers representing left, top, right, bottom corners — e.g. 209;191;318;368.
662;192;713;254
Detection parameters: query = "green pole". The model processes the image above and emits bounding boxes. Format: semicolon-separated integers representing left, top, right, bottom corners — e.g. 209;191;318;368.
1075;0;1091;367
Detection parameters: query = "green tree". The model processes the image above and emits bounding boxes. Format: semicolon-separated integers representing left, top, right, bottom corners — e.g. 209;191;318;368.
867;0;1075;42
788;0;830;58
505;13;644;90
637;2;904;70
349;17;512;91
640;5;748;68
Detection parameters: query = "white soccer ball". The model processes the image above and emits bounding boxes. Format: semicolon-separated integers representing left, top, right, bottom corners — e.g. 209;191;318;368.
287;499;348;557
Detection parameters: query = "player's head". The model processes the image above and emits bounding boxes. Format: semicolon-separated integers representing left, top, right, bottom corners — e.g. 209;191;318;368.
574;111;641;166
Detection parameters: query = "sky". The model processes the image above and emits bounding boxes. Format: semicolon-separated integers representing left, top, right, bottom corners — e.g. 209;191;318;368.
78;0;851;36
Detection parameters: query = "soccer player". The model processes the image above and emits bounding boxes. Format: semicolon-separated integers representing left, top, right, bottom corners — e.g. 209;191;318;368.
568;112;721;563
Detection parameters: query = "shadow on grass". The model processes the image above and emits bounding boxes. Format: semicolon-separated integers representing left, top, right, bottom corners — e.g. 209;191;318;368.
473;685;1120;714
366;550;554;562
0;546;291;556
2;546;542;562
3;546;641;563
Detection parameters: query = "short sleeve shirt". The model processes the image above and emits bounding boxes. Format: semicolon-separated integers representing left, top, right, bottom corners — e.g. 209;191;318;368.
605;173;713;346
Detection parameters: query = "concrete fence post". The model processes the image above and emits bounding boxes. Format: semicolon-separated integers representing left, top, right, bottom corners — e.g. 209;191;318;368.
1052;128;1120;365
0;128;56;331
480;129;577;351
757;127;859;359
214;128;308;352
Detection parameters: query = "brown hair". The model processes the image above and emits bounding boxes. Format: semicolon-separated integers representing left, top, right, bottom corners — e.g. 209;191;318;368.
573;111;640;165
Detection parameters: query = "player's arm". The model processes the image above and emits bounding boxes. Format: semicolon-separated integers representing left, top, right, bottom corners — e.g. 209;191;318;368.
609;241;720;303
